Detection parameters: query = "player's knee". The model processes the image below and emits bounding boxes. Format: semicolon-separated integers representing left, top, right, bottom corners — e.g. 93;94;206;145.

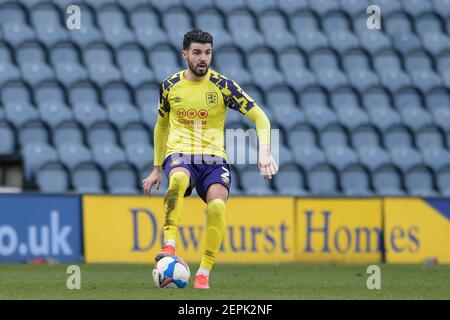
207;199;226;216
169;171;189;190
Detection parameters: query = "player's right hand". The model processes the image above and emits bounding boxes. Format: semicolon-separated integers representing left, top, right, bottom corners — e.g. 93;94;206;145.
142;167;162;196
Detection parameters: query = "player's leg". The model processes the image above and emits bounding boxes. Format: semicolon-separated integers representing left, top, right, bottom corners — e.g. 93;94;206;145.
194;183;228;289
155;167;191;261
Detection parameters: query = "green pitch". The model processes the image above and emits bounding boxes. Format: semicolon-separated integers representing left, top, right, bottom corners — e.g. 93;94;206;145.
0;263;449;300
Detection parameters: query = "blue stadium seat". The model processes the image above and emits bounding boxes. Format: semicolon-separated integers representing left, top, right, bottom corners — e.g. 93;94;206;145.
290;10;320;34
416;13;444;36
421;146;450;172
383;124;413;150
389;146;423;172
87;121;119;147
247;48;285;90
272;105;305;132
432;106;450;131
433;0;450;20
30;3;68;47
400;107;432;131
415;125;445;151
0;42;20;85
125;144;154;172
85;0;117;9
371;0;402;15
53;121;85;147
246;0;277;15
357;30;391;54
404;165;437;197
327;30;359;54
393;86;423;110
0;3;35;46
149;0;183;12
50;42;88;87
240;168;274;196
278;0;308;15
120;122;151;147
72;161;104;194
35;80;67;108
368;106;402;132
17;41;55;85
362;86;392;110
5;103;39;129
426;86;450;112
276;144;295;167
351;124;381;150
292;145;326;170
330;86;360;109
195;9;233;49
18;120;50;147
401;0;433;17
215;46;252;83
384;13;413;36
36;161;69;193
304;105;337;130
347;69;380;93
22;143;58;182
92;144;126;171
342;47;374;69
372;164;404;196
337;105;370;131
319;124;349;149
38;103;73;129
101;81;133;107
0;120;16;156
83;43;121;86
68;5;103;48
130;8;168;49
1;80;33;107
308;0;339;16
325;145;358;170
300;86;329;108
288;124;317;148
116;0;149;11
392;33;422;55
340;164;373;196
163;7;193;48
322;11;351;32
266;86;297;109
357;146;391;171
296;30;329;53
307;163;340;195
58;144;93;171
421;33;450;57
106;103;140;130
310;48;340;72
273;165;308;196
149;45;181;83
116;44;154;88
339;0;368;16
106;162;139;194
259;11;296;52
97;5;135;49
437;165;450;196
184;0;216;13
213;0;246;14
73;104;108;130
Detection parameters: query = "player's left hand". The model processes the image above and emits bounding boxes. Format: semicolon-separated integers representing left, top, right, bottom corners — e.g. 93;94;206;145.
258;144;278;180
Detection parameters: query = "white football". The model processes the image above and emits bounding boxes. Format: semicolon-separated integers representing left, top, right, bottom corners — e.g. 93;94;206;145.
153;256;190;288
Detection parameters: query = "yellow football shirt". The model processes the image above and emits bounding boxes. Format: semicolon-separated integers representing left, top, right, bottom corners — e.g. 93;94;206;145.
154;68;265;165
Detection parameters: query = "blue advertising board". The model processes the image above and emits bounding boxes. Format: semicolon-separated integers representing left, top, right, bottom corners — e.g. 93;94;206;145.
0;194;83;263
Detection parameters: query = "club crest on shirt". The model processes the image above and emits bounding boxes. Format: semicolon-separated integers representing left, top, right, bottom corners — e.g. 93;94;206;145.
206;92;218;107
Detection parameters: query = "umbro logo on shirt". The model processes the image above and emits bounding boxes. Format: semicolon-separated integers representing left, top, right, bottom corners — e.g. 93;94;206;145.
172;96;182;103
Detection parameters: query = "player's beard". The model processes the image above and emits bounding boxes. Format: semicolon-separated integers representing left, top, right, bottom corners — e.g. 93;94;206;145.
188;59;209;77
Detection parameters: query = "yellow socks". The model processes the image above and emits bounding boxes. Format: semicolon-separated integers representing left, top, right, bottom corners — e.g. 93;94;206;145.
163;171;190;245
199;199;226;272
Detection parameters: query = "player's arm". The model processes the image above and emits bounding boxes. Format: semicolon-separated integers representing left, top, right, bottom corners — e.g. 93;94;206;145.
225;80;278;180
143;85;170;195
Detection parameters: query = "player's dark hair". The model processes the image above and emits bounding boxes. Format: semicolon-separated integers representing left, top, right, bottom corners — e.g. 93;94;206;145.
183;29;213;50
